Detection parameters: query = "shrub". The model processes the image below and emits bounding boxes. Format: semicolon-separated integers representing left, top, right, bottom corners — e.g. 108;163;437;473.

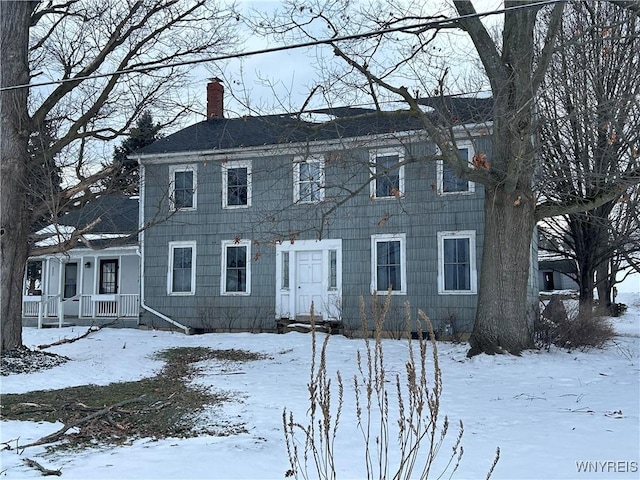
283;298;499;480
536;300;615;351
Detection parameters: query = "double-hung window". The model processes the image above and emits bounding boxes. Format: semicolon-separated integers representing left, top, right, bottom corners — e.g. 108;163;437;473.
168;241;196;295
222;160;251;208
437;142;475;194
437;231;477;294
293;156;324;203
371;233;406;294
169;165;197;211
221;239;251;295
370;148;404;199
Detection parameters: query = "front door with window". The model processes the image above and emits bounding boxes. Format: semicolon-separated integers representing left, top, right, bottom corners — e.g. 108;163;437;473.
276;239;342;322
100;259;119;294
61;262;80;317
296;251;324;317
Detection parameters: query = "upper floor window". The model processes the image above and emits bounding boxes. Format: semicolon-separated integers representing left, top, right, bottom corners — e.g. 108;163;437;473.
370;148;405;199
371;233;407;295
437;231;477;294
222;160;252;208
294;156;324;203
437;143;475;195
168;241;196;295
221;239;251;295
169;164;197;211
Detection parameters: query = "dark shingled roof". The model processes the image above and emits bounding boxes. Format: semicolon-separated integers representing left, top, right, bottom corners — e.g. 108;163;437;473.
539;258;577;275
59;195;139;248
136;96;493;156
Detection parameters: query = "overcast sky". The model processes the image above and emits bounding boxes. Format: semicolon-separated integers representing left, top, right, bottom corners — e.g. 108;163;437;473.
182;0;506;119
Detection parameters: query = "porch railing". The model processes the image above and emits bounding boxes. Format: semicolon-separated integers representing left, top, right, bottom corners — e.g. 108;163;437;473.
22;294;63;328
80;294;139;318
23;295;59;318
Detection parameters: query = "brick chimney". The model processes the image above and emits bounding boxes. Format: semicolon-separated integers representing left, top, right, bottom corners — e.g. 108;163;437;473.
207;78;224;119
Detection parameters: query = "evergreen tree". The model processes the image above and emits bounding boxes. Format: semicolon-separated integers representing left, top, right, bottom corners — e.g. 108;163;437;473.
105;111;162;195
27;121;62;229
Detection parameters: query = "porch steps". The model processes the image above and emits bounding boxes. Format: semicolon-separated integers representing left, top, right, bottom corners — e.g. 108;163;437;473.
22;317;139;329
277;317;343;335
41;321;76;328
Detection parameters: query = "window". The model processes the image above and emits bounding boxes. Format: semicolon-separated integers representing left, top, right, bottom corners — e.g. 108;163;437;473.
222;160;251;208
437;143;475;194
328;250;337;289
169;165;197;211
99;260;118;294
281;251;290;289
168;242;196;295
64;263;78;299
221;240;251;295
26;260;43;295
370;148;404;199
371;234;406;294
294;156;324;203
437;231;477;294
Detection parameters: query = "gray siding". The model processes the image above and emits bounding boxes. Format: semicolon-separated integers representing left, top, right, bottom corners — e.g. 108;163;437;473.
141;136;490;334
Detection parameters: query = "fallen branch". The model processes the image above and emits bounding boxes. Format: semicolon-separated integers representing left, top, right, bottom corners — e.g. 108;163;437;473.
0;438;18;451
23;458;62;476
18;395;147;449
37;319;120;350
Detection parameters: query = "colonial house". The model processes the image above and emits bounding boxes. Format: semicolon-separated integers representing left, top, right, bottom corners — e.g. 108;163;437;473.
23;195;140;328
132;80;516;336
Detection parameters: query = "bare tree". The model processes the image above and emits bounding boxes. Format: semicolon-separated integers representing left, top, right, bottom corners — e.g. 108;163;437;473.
0;0;238;352
242;0;640;355
537;1;640;315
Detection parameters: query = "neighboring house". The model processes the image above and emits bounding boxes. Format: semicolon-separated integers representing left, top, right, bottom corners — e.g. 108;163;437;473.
133;80;530;335
23;195;140;327
538;255;579;292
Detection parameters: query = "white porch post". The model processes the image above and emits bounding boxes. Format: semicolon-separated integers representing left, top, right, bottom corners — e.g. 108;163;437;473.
79;256;85;318
118;254;123;316
58;258;64;327
37;299;43;329
58;297;63;327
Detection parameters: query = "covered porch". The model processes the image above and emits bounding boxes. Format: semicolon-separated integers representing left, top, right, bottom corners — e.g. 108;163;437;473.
23;247;140;328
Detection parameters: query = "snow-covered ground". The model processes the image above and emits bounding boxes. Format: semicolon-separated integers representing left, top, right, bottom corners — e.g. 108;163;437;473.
1;292;639;479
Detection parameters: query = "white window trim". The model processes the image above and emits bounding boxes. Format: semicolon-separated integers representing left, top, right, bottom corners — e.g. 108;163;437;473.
222;160;252;209
168;241;196;295
293;155;325;203
437;230;477;295
369;147;405;199
169;164;197;211
436;141;476;195
221;239;252;296
371;233;407;295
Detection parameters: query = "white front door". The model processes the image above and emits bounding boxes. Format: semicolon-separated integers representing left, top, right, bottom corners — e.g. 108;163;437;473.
296;250;324;317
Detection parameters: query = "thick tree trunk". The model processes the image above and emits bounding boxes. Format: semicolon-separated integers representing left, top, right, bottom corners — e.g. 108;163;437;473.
596;260;613;315
577;257;595;318
468;185;537;356
1;1;34;352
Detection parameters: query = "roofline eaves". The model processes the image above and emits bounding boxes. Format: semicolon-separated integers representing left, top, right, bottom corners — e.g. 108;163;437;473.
131;121;493;165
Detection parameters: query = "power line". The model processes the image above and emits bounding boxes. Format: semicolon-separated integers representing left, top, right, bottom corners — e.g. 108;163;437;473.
0;0;563;92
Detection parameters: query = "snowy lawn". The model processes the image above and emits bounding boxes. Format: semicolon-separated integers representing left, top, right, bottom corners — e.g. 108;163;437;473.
1;292;639;479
